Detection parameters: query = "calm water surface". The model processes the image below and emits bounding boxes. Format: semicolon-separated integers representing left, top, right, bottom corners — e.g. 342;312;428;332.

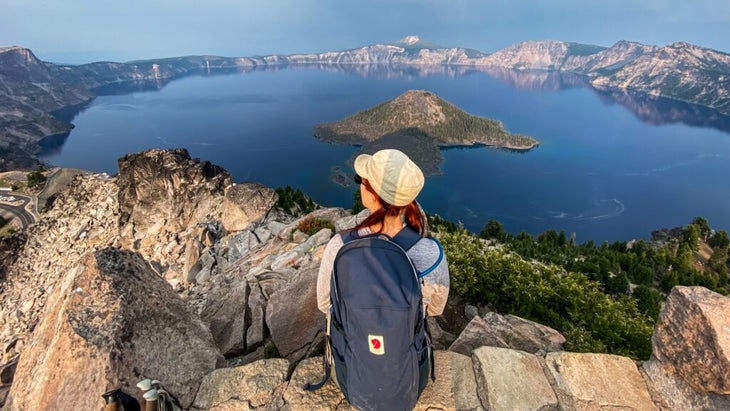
39;66;730;242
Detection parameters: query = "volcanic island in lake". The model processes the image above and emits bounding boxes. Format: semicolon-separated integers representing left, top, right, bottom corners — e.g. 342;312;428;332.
313;90;539;178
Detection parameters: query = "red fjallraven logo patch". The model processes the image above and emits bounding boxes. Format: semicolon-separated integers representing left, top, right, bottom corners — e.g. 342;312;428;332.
368;335;384;355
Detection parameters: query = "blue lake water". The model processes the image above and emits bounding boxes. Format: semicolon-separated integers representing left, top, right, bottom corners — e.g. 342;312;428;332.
39;66;730;242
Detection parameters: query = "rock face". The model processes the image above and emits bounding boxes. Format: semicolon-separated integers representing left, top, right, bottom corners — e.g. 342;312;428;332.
650;286;730;394
192;359;289;410
642;286;730;410
117;148;229;256
545;352;658;410
449;312;566;356
221;182;278;232
265;266;326;363
5;248;224;410
473;346;557;411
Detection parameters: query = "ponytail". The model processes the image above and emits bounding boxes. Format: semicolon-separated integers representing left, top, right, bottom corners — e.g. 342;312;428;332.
351;180;427;236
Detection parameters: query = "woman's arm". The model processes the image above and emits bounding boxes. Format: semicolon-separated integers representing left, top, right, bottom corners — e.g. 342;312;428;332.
316;234;344;314
410;238;450;316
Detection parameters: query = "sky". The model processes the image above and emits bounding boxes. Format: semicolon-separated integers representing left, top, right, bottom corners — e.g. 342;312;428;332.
2;0;730;64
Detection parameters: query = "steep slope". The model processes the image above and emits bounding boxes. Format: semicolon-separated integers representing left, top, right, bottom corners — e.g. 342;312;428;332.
0;47;93;169
589;42;730;114
481;40;730;115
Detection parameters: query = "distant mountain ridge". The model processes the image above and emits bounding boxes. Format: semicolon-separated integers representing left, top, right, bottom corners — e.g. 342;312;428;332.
1;36;729;170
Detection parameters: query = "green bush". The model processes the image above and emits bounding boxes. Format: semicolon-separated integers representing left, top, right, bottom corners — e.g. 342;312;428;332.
26;168;47;188
440;229;654;359
352;189;365;214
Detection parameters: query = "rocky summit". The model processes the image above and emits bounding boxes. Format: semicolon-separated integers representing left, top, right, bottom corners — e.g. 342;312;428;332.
0;148;729;410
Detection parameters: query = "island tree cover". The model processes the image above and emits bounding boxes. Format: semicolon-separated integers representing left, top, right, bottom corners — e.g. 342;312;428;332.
314;90;539;150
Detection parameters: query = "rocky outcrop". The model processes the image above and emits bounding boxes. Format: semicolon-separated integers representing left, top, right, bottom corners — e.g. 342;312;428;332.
0;172;120;368
5;248;224;410
642;286;730;410
117;148;278;283
187;284;730;410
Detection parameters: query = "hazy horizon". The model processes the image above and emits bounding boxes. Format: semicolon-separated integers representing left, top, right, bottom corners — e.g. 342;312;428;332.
3;0;730;64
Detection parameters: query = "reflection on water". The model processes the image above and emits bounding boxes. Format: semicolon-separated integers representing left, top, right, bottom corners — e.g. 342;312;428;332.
78;63;730;132
593;88;730;134
37;132;71;156
291;64;730;133
478;67;589;91
52;63;730;136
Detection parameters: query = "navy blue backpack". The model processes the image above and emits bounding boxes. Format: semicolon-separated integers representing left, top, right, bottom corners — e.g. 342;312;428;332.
306;227;438;411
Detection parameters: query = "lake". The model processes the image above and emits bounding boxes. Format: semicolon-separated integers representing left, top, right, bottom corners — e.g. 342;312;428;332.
38;65;730;243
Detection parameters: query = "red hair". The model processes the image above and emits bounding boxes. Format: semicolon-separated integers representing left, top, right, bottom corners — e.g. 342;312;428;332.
352;178;427;236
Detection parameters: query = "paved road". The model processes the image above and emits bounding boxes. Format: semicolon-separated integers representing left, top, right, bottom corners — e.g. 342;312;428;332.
0;193;36;228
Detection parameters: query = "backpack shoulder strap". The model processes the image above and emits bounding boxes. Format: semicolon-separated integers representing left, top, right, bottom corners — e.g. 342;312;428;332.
340;229;363;245
391;227;422;251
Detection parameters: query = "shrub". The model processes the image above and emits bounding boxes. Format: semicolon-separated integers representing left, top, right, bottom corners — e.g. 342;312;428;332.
275;186;317;216
26;168;47;188
352;189;365;214
440;229;654;359
298;217;335;236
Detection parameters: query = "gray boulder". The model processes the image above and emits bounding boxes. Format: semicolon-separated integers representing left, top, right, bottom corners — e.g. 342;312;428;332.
416;351;483;410
472;346;557;411
449;312;565;356
266;267;325;363
200;280;249;356
221;182;278;232
545;352;658;410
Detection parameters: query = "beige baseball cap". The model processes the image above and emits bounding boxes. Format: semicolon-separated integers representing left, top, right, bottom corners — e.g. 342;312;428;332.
354;149;425;206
